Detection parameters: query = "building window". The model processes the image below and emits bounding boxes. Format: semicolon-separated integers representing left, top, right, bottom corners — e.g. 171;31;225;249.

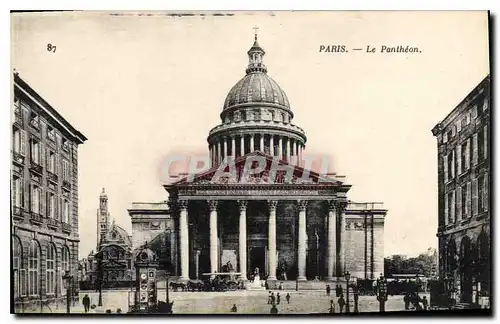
456;120;462;133
447;151;454;179
28;240;40;296
478;175;484;213
63;200;70;224
447;130;453;141
461;184;467;217
46;244;56;295
447;192;454;224
47;192;56;218
47;126;56;142
477;126;485;161
30;184;41;214
30;112;40;129
12;176;24;208
62;139;69;152
30;139;40;164
48;151;56;174
61;246;70;296
461;141;468;172
13;237;23;298
62;159;70;181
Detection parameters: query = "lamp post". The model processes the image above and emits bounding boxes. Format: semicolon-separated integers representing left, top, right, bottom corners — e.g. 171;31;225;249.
96;251;103;307
376;274;388;312
62;271;73;314
344;271;351;313
165;271;170;305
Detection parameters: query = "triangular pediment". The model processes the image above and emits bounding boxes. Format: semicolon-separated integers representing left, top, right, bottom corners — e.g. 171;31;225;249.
170;151;343;186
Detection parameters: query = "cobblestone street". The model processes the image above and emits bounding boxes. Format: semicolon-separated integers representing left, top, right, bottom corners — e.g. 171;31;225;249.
67;290;430;314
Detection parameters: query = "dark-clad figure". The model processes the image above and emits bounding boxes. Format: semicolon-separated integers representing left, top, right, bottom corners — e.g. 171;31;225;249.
326;284;331;296
329;300;335;314
422;296;428;311
231;304;237;312
268;291;272;304
276;292;281;305
286;293;291;304
339;285;344;297
82;294;91;313
270;305;278;314
353;290;359;312
404;293;410;310
271;292;276;305
338;294;346;313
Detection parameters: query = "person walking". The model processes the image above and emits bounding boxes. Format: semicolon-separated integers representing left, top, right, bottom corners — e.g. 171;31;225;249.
231;304;238;312
329;300;335;314
268;291;272;304
82;294;91;313
271;292;276;305
353;290;359;313
326;284;331;296
286;293;291;304
404;293;410;310
276;292;281;305
338;294;346;313
270;305;278;314
422;296;428;311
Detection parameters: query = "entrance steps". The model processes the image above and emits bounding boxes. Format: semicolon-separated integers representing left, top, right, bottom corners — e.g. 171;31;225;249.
266;279;346;291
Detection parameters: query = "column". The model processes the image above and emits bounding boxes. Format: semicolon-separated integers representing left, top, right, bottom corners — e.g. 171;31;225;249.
296;141;300;166
250;134;255;153
297;200;308;281
326;200;336;280
267;200;278;280
219;140;223;164
178;200;189;280
231;136;236;158
223;137;228;161
238;200;248;281
208;200;219;275
270;136;275;156
278;136;283;159
289;138;293;163
337;201;346;277
240;135;245;156
260;134;264;152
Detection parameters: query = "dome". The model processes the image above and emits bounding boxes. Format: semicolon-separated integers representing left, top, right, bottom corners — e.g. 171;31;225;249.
223;72;290;111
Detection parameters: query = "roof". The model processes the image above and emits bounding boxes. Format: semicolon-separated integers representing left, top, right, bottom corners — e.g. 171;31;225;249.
13;72;87;144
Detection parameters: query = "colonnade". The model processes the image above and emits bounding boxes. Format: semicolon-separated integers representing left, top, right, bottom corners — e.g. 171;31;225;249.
209;134;305;166
176;199;346;281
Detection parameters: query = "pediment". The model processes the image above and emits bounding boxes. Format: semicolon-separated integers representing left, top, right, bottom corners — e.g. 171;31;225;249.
171;151;343;186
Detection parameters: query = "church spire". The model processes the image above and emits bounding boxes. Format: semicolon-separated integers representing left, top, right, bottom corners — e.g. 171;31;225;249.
246;27;267;74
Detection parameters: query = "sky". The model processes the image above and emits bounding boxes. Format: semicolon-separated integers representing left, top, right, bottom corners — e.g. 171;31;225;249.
11;11;489;258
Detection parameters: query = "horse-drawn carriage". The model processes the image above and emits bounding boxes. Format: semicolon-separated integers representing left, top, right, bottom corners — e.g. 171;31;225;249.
201;272;243;292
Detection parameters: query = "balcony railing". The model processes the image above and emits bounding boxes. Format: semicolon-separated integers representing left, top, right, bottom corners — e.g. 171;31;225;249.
14;109;23;126
62;180;71;190
12;152;25;165
61;222;72;233
47;171;58;183
30;161;43;175
46;217;60;229
29;212;43;225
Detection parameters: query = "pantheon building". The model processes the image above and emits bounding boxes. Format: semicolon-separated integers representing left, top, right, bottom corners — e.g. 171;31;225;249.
160;34;387;288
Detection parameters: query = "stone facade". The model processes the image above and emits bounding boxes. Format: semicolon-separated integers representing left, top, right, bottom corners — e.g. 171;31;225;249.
11;72;87;312
432;74;490;304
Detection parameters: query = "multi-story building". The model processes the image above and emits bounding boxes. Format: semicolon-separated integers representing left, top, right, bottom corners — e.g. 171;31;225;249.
11;72;87;312
432;75;490;305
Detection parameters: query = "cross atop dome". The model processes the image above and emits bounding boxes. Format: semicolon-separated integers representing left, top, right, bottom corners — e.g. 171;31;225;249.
246;27;267;74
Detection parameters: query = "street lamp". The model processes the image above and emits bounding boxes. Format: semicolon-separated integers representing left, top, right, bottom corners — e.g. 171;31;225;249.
344;271;351;313
96;251;103;307
165;271;170;305
62;271;73;314
376;274;388;312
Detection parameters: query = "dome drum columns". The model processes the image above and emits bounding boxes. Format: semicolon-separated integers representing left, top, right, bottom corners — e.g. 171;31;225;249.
209;134;306;167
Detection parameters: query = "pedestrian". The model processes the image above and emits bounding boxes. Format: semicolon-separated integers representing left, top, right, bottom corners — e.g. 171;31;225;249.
339;285;344;297
231;304;237;312
326;284;331;296
335;285;340;297
82;294;91;313
329;300;335;314
270;305;278;314
338;294;345;313
354;290;359;312
286;293;291;304
268;291;272;304
404;293;410;310
277;292;281;305
422;296;428;311
271;292;276;305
